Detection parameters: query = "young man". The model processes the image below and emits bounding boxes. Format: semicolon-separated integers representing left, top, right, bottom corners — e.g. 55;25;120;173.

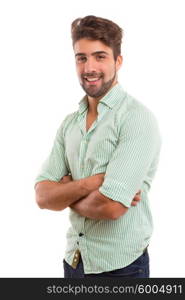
35;16;161;278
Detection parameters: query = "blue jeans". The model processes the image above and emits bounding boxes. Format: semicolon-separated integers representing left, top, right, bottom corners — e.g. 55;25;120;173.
63;249;149;278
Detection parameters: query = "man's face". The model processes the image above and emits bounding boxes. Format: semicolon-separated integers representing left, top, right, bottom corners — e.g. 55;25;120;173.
74;39;122;99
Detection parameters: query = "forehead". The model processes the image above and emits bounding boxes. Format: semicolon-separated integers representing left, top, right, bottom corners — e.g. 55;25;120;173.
74;38;113;56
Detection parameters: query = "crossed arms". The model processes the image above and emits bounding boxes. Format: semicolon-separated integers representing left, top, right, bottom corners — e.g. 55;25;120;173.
35;109;159;220
35;173;141;220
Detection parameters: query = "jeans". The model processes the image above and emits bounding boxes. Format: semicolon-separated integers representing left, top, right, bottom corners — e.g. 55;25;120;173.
63;249;149;278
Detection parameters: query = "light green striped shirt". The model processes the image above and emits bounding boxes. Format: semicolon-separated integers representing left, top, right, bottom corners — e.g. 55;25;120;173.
35;83;162;274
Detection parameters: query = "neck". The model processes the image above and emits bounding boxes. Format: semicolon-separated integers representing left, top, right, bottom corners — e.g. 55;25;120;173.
87;80;118;114
87;98;98;115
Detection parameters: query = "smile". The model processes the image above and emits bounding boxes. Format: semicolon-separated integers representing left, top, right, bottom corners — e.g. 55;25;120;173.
86;77;99;82
83;75;103;83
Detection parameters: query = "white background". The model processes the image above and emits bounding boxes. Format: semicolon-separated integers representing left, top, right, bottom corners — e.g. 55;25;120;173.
0;0;184;277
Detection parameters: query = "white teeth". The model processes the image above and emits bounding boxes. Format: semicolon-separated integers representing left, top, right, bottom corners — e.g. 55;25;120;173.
86;77;99;82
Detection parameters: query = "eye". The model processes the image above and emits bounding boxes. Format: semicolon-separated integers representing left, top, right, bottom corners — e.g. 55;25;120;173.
76;56;87;63
96;55;106;61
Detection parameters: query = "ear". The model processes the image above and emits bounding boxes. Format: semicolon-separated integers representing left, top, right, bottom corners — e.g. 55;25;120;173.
116;55;123;71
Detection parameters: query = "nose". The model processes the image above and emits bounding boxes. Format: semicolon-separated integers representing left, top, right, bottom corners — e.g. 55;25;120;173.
84;57;97;74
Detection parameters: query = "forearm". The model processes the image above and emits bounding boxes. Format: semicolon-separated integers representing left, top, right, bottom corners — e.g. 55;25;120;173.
35;173;104;211
70;190;118;220
35;179;92;211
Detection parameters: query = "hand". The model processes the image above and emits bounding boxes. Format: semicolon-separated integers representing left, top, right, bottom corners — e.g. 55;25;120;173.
131;190;141;206
59;174;73;184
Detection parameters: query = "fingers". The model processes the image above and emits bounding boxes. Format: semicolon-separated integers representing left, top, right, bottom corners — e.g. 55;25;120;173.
134;190;142;201
131;201;138;206
134;195;141;201
136;190;141;195
131;190;142;206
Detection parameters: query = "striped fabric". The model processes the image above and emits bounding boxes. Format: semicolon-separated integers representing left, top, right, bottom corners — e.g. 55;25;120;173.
35;83;162;274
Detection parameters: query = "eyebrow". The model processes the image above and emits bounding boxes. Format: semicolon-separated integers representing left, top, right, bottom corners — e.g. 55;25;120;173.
75;51;109;57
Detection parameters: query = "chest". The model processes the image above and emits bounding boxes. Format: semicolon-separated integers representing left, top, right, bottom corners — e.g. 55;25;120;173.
64;112;120;174
86;112;97;132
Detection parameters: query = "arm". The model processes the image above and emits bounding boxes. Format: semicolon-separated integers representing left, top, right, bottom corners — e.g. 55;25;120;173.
97;110;161;208
65;175;141;219
35;116;104;211
71;110;161;219
35;173;104;211
70;190;129;220
70;189;141;220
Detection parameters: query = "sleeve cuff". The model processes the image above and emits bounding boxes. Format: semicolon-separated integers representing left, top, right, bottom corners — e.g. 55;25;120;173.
99;178;134;208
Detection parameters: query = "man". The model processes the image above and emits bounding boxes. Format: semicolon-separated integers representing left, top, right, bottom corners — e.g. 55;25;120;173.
35;15;161;278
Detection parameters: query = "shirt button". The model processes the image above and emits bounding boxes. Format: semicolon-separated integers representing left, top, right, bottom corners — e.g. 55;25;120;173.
79;233;84;237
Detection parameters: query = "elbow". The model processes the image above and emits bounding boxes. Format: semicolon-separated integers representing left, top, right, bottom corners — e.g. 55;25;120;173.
36;195;45;209
35;193;46;209
35;183;48;209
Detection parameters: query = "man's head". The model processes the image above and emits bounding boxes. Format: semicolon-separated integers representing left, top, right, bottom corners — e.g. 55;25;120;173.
71;15;123;99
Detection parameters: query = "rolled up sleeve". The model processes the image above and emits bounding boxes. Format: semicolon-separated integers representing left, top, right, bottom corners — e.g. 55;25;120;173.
35;120;69;184
99;109;162;207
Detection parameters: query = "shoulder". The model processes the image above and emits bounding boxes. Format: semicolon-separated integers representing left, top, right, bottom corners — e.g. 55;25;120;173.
116;92;162;146
56;111;78;137
118;92;160;130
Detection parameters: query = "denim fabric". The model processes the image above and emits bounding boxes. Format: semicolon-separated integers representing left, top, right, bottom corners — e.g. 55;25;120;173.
63;249;149;278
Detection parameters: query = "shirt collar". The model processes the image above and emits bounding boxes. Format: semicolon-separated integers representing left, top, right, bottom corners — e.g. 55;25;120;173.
78;96;88;115
78;83;126;115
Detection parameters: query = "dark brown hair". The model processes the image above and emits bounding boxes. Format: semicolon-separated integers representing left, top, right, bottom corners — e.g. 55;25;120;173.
71;15;123;60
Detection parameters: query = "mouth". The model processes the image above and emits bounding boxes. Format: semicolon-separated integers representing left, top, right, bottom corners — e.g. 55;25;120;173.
83;74;103;85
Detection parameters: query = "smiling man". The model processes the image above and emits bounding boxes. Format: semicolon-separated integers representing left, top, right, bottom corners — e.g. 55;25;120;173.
75;40;121;98
35;15;162;278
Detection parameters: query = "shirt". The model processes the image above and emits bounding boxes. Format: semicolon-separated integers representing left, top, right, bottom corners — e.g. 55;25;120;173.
35;83;162;274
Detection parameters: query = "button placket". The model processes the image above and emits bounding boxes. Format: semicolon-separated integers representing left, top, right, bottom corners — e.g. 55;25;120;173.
79;134;89;176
